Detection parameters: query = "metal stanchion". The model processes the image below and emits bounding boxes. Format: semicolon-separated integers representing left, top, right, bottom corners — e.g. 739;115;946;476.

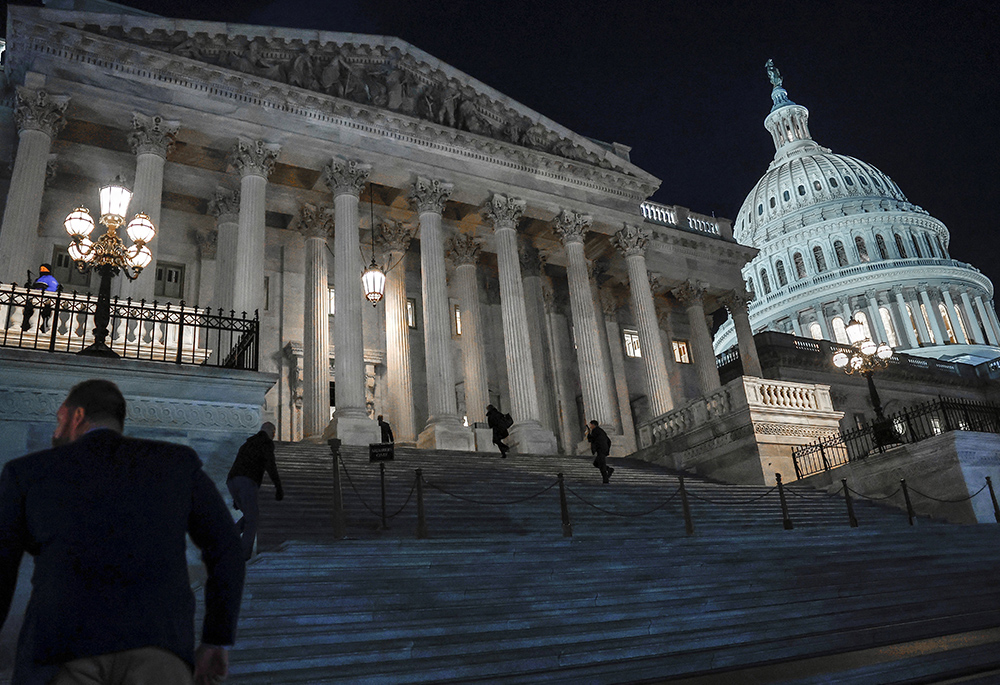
328;438;345;539
776;473;794;530
678;476;694;536
987;476;1000;524
842;478;858;528
416;469;428;539
558;473;573;537
380;462;388;530
901;478;915;526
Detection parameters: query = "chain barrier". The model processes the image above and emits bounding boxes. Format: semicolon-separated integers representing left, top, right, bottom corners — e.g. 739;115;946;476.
907;483;988;504
845;485;902;501
687;486;776;505
386;478;418;519
564;485;681;518
784;487;820;500
337;456;384;519
422;478;558;505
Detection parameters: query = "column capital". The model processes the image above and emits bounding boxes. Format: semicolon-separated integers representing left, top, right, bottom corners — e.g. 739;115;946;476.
891;284;907;297
380;219;415;254
553;208;593;245
13;87;69;138
128;112;180;158
612;222;650;258
191;227;218;260
230;138;281;179
208;187;241;223
720;289;752;312
446;233;481;266
519;239;542;277
672;280;706;306
323;158;371;197
408;176;453;214
483;193;525;230
296;202;335;239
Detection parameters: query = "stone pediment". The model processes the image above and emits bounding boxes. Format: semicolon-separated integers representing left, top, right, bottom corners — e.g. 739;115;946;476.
9;7;659;199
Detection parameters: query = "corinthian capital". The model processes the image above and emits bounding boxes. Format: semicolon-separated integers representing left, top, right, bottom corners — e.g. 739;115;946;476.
322;158;371;197
612;223;650;258
553;209;593;245
482;193;525;230
379;220;415;254
519;239;542;277
230;138;281;179
208;187;241;223
129;113;180;158
408;176;453;214
447;233;481;266
720;289;752;312
297;203;335;239
191;228;218;259
672;280;706;307
14;87;70;138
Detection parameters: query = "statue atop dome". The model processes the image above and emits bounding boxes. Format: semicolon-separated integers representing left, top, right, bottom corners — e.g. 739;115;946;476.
765;59;782;88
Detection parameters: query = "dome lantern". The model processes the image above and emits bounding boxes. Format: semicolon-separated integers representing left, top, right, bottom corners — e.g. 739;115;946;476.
763;59;815;155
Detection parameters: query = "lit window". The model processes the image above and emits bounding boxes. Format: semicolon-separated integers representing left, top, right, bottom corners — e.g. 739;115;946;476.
154;262;184;299
623;329;641;358
454;304;462;335
406;298;417;328
328;288;335;315
672;340;691;364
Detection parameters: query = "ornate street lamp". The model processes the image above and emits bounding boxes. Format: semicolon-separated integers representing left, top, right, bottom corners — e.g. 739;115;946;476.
833;317;896;445
65;176;155;357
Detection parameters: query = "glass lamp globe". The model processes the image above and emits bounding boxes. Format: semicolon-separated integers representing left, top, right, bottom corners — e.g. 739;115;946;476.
127;244;153;270
832;351;849;368
849;354;864;371
845;318;867;345
68;238;95;262
876;344;893;360
126;213;156;245
361;259;386;306
99;176;132;219
860;339;877;356
64;208;95;238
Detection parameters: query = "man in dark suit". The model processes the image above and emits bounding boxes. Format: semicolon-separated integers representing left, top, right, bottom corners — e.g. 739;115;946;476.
377;415;394;444
586;419;615;483
227;423;284;561
0;379;245;685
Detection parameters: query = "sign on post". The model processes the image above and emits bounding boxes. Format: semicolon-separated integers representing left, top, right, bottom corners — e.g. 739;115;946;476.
369;442;394;462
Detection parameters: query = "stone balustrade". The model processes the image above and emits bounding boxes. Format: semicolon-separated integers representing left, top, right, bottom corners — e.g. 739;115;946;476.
640;200;729;239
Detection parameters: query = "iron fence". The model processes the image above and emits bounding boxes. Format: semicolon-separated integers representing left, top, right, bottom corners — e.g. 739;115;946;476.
0;283;259;370
792;397;1000;478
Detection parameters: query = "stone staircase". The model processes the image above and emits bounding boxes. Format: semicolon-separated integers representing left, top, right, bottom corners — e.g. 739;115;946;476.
217;442;1000;683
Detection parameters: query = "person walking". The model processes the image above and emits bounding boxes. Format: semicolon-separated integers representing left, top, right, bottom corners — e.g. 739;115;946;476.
23;263;60;333
377;414;394;443
226;423;284;561
486;404;512;457
0;379;245;685
586;419;614;483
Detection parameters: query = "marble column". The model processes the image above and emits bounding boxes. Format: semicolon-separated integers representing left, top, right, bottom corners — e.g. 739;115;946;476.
521;244;560;435
448;234;489;427
721;290;762;377
612;223;673;417
986;300;1000;345
908;291;932;345
207;187;240;314
322;158;378;445
814;308;832;341
960;290;985;344
297;203;335;439
543;280;578;454
483;194;557;454
553;210;616;427
673;280;721;394
229;139;279;317
121;113;179;301
601;290;637;454
918;286;945;344
974;295;1000;346
380;219;417;445
866;289;889;345
409;177;472;450
656;308;685;408
0;87;69;283
893;286;920;348
941;288;968;344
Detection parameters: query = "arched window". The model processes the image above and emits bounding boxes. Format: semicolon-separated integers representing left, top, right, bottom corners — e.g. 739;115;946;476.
855;236;870;262
894;233;907;258
845;176;854;186
876;234;889;260
775;260;787;287
854;311;873;342
831;316;849;344
911;234;923;258
879;306;898;347
936;235;948;258
924;234;935;257
813;245;828;273
747;276;755;297
769;197;775;208
757;204;763;216
834;240;848;267
793;252;807;279
760;269;771;295
809;322;823;340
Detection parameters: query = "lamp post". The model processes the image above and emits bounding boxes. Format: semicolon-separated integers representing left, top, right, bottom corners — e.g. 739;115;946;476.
64;176;155;357
833;317;896;445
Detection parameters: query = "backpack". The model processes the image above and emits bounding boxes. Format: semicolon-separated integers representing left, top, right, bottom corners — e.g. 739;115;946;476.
502;413;514;429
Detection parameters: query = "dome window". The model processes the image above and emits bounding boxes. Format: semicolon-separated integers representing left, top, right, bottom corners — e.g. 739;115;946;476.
894;233;907;258
859;175;869;186
829;177;839;188
769;197;775;209
911;234;923;258
874;177;884;190
760;269;771;295
876;234;889;260
813;245;828;273
776;260;787;287
798;185;806;196
924;234;935;257
813;180;822;191
758;204;763;216
855;236;870;263
834;240;848;267
936;235;948;258
783;190;790;202
845;176;854;186
793;252;806;279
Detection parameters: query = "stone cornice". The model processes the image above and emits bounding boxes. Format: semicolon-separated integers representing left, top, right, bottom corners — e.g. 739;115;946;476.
9;10;660;201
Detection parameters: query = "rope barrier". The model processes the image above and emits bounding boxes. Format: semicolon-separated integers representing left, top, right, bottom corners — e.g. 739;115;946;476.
907;483;988;504
687;486;777;505
423;478;558;505
564;485;681;517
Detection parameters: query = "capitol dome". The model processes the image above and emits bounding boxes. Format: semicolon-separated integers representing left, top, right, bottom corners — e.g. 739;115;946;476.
715;62;1000;365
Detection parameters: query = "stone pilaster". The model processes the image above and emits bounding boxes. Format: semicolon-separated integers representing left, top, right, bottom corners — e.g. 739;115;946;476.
554;209;616;428
409;177;472;450
297;203;335;438
960;290;985;344
208;187;240;313
483;194;557;454
656;308;685;407
229;138;279;317
892;286;920;348
612;223;673;417
673;280;721;394
542;280;578;454
940;288;968;344
380;219;417;445
721;290;763;376
322;158;378;444
447;234;489;427
0;87;69;283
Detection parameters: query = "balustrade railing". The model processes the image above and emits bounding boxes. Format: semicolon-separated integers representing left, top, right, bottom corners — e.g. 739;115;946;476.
0;283;259;370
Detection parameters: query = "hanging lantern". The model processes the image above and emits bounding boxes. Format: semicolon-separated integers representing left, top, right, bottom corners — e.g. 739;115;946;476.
99;175;132;224
361;257;386;306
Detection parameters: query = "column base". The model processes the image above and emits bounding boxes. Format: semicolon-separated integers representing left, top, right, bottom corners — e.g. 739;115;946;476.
323;410;379;446
509;421;558;455
417;415;475;451
576;432;633;459
474;426;497;453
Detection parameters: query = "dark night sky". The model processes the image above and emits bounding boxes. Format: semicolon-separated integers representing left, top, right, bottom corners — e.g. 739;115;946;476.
7;1;999;288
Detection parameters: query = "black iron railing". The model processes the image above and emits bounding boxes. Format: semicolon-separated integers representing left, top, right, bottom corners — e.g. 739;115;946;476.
792;397;1000;479
0;283;259;370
